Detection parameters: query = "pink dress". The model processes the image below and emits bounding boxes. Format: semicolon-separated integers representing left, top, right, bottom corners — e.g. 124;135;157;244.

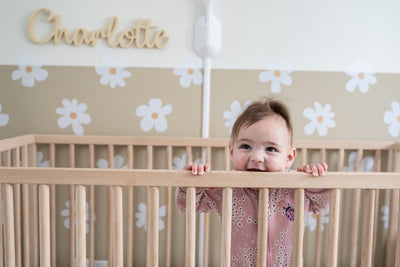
176;187;329;267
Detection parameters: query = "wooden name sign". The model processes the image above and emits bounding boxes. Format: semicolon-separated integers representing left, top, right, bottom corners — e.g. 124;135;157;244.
28;8;170;48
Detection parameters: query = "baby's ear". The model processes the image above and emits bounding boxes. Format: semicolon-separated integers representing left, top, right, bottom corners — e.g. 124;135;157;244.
287;147;296;168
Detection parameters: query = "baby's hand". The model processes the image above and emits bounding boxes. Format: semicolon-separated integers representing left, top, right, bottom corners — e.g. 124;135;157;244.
184;162;211;176
297;162;328;177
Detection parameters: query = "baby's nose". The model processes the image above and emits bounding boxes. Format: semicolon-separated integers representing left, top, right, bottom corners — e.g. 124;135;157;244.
251;150;264;162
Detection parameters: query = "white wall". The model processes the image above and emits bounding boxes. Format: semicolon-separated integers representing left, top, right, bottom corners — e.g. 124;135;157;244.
1;0;399;72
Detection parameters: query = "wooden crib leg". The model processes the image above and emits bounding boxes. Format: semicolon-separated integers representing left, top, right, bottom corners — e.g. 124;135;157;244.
294;189;305;267
185;187;195;267
114;186;123;267
257;188;269;267
4;184;16;267
147;186;160;267
220;188;232;267
360;189;375;267
327;189;341;267
76;185;86;267
39;185;50;267
395;188;400;267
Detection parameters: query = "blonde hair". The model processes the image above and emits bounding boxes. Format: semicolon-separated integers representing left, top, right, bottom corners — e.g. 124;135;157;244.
230;98;293;145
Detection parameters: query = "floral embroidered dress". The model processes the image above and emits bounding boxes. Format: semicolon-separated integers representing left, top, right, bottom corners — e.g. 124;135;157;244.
176;187;329;267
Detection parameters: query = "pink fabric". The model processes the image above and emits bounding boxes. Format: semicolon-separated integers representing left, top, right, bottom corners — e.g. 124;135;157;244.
176;187;329;267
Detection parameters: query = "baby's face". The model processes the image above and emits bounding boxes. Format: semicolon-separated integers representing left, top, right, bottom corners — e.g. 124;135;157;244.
229;116;296;172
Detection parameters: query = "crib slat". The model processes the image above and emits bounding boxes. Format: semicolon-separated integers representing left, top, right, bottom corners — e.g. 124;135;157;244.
186;146;192;163
147;186;159;267
13;148;21;267
76;185;86;267
4;184;16;267
385;156;400;267
361;189;375;267
294;189;305;267
221;188;232;267
185;187;196;267
115;186;123;267
28;143;38;267
21;142;30;266
371;150;382;265
126;139;134;267
387;148;400;267
127;186;134;267
108;144;115;267
49;143;56;267
88;144;95;267
395;188;400;267
327;189;341;267
350;149;363;267
165;146;172;267
314;149;326;267
301;148;307;166
39;185;50;267
69;144;75;267
257;188;269;267
0;183;3;267
127;145;134;267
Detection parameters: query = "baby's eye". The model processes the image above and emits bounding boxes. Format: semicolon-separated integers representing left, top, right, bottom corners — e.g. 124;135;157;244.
239;144;251;150
266;147;277;152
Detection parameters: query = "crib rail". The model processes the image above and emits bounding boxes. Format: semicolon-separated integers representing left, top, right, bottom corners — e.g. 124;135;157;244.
0;134;399;267
0;170;400;267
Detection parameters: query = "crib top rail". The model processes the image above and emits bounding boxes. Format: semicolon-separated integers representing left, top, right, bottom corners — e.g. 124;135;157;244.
0;134;399;151
0;167;399;189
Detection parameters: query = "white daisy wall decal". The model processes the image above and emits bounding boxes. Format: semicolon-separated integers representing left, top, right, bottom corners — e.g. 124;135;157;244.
343;152;374;172
11;54;48;87
383;101;400;137
56;99;91;136
0;104;10;127
95;53;131;88
258;61;293;94
345;61;377;93
173;67;203;88
60;200;95;234
36;152;50;167
305;208;329;231
223;100;252;133
172;153;203;170
303;102;336;136
96;155;127;169
136;98;172;132
135;203;166;231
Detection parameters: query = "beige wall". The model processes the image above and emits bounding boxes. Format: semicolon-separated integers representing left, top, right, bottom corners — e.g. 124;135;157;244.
1;65;399;141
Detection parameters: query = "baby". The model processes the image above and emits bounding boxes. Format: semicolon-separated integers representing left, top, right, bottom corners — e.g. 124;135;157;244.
176;98;329;266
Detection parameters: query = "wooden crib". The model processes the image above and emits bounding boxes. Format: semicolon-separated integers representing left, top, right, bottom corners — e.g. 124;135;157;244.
0;134;399;267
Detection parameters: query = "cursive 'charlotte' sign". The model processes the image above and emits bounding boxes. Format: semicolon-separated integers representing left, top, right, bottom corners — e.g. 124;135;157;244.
28;8;170;48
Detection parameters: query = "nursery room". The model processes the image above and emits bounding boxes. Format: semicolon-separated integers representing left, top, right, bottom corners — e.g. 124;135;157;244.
0;0;400;267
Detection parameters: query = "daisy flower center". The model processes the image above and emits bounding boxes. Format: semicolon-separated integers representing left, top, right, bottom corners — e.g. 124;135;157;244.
70;112;78;119
358;72;365;79
26;66;33;73
109;68;117;75
317;115;324;123
151;112;158;119
187;69;194;75
273;70;281;77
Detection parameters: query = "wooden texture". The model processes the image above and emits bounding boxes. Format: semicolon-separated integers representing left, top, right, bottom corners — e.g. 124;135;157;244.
220;188;232;267
256;188;269;267
0;134;399;267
